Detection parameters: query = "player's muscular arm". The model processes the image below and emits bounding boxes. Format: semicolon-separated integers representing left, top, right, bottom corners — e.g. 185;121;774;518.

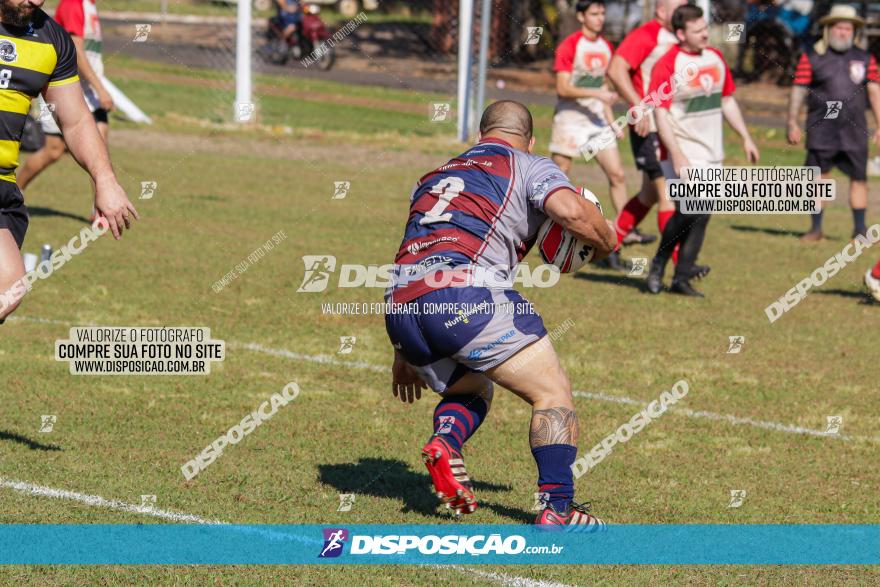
544;189;616;261
44;82;138;239
787;85;807;145
721;96;759;163
70;36;112;111
607;55;641;106
556;72;617;105
608;54;650;136
867;83;880;147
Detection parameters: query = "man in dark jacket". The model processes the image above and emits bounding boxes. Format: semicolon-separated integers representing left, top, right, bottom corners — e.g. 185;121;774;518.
787;4;880;241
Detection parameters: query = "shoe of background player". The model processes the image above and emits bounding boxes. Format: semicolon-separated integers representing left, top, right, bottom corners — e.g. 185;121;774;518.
534;500;606;531
594;250;632;272
800;230;824;242
865;269;880;303
622;227;658;246
670;277;705;297
681;264;711;280
647;257;665;294
852;228;869;240
421;434;477;516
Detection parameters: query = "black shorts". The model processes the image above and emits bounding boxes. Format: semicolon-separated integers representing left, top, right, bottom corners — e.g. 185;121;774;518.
93;108;109;125
805;149;867;181
0;181;28;249
629;128;664;180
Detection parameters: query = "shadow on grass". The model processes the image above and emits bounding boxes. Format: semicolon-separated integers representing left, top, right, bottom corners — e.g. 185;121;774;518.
26;206;91;224
729;224;800;238
815;288;875;302
728;224;848;241
573;270;645;291
0;430;62;451
319;457;521;520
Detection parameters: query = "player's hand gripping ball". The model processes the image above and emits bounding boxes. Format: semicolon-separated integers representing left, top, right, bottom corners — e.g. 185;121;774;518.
536;187;603;273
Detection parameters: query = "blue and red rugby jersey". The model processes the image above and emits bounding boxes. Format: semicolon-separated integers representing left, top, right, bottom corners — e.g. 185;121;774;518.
388;137;575;304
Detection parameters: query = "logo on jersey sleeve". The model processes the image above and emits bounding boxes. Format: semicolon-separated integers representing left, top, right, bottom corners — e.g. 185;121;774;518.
530;174;565;201
0;40;17;63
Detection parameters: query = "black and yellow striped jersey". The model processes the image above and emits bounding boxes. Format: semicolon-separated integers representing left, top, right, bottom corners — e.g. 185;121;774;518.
0;9;78;182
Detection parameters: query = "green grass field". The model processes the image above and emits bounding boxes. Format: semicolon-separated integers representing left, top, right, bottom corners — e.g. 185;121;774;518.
0;57;878;585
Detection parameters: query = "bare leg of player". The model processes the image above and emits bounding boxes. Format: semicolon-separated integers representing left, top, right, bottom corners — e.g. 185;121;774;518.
551;153;572;175
802;173;832;241
485;337;604;528
0;229;26;322
654;176;673;212
440;373;494;407
636;172;658;207
614;171;661;248
594;146;628;214
850;180;868;209
486;337;575;441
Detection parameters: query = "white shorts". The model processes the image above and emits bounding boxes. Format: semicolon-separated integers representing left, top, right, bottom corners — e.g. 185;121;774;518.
660;159;722;180
549;107;614;159
36;84;101;135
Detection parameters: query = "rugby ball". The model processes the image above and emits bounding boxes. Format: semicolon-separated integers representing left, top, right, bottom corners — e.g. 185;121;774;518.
536;187;603;273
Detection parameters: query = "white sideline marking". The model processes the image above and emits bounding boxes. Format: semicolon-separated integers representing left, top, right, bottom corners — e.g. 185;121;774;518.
11;315;879;443
445;566;574;587
0;478;222;524
0;477;566;586
570;391;866;441
238;339;879;444
227;341;387;373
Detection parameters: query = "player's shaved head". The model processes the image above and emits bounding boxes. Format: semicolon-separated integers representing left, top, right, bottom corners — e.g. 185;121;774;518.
479;100;534;142
656;0;688;27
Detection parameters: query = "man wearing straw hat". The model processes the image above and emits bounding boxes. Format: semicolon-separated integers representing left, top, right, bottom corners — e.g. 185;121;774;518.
787;4;880;241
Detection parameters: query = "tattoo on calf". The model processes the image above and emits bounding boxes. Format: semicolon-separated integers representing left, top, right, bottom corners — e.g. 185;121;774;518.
530;407;578;447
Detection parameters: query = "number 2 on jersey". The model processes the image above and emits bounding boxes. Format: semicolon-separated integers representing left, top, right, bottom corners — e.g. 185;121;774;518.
419;177;464;225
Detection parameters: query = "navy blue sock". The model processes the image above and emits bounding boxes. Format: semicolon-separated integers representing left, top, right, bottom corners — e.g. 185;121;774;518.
433;394;489;452
810;209;824;232
531;444;577;513
853;208;867;235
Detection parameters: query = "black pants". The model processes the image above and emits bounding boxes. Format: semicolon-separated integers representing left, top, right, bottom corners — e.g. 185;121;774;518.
654;205;711;280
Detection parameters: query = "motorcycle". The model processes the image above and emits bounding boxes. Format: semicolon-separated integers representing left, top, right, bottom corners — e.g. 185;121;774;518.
261;4;335;70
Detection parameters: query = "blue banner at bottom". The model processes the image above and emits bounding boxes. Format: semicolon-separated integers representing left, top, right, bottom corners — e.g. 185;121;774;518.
0;524;877;565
